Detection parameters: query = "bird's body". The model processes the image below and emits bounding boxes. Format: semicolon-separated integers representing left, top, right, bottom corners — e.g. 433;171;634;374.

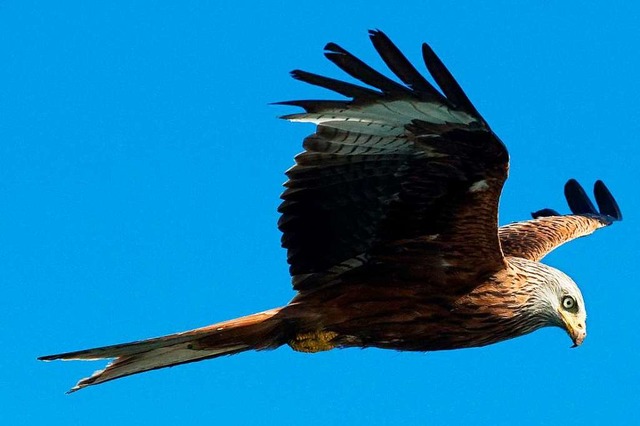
282;256;582;353
40;30;621;393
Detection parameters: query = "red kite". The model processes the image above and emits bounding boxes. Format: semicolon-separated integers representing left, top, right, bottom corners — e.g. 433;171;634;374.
40;31;622;393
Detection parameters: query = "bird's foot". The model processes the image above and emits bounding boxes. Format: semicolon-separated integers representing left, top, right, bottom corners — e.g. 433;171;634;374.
288;330;339;353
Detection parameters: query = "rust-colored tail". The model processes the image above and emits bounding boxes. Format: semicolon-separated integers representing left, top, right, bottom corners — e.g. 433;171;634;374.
39;308;288;393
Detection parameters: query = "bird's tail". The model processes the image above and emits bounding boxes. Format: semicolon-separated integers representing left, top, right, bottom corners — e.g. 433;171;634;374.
39;308;289;393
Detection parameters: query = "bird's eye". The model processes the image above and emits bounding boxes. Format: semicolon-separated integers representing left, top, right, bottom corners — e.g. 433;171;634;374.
562;295;577;311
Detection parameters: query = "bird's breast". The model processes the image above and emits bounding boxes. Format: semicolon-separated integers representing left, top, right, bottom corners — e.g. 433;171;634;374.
286;280;533;352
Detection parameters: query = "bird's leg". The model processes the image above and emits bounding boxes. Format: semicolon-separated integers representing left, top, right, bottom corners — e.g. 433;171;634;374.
288;330;339;353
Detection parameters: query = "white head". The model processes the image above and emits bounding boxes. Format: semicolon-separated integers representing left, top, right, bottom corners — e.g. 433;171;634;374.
512;258;587;347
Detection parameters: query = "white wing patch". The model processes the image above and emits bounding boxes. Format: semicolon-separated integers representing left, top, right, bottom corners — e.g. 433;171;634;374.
469;180;489;193
285;99;478;137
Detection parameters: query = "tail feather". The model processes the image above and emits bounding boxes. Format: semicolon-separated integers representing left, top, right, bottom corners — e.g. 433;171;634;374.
39;308;287;393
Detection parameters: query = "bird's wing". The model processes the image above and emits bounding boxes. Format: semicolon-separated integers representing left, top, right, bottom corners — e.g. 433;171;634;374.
278;30;509;293
499;179;622;261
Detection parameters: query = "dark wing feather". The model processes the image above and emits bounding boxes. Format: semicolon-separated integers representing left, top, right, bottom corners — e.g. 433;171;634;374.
564;179;598;215
421;43;482;119
323;42;414;97
499;179;622;261
530;208;560;218
289;70;381;100
279;31;509;293
368;30;446;103
594;180;622;221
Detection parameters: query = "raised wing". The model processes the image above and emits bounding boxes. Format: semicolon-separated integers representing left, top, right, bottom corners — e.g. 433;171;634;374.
278;30;509;292
499;179;622;261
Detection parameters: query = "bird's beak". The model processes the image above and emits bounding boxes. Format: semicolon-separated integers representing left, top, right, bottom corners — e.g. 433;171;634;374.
558;310;586;348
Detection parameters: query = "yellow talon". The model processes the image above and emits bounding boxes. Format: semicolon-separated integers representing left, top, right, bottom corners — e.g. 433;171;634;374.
289;330;339;353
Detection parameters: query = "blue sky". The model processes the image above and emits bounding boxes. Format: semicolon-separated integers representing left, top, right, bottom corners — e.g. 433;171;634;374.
2;1;639;425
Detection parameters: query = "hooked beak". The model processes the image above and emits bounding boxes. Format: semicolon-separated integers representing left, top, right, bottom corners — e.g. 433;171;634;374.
559;310;586;348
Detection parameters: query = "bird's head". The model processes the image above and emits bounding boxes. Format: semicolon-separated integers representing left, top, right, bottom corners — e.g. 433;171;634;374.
534;264;587;347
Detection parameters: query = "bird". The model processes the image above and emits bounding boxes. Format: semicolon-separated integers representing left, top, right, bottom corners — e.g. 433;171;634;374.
40;30;622;393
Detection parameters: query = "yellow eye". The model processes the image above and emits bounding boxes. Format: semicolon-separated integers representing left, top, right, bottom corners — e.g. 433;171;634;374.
562;296;577;311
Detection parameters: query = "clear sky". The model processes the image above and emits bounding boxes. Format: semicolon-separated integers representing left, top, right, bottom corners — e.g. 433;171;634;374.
2;1;639;425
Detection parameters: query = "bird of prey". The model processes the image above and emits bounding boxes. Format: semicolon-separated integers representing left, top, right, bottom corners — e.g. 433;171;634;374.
40;30;622;393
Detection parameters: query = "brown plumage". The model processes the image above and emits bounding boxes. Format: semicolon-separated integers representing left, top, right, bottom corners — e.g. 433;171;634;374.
40;30;622;393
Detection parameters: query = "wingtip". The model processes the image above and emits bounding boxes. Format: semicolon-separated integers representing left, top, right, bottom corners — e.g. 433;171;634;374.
420;42;440;65
367;29;387;47
368;28;387;40
270;100;298;107
420;41;481;118
564;178;622;223
323;42;343;54
594;180;622;221
289;69;304;79
38;353;63;361
564;178;579;187
564;179;597;215
531;208;561;219
421;41;433;54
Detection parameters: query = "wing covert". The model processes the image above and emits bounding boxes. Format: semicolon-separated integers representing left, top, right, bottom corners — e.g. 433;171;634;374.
499;180;622;261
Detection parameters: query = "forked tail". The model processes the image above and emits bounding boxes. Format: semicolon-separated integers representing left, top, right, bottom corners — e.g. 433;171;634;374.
39;308;288;393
